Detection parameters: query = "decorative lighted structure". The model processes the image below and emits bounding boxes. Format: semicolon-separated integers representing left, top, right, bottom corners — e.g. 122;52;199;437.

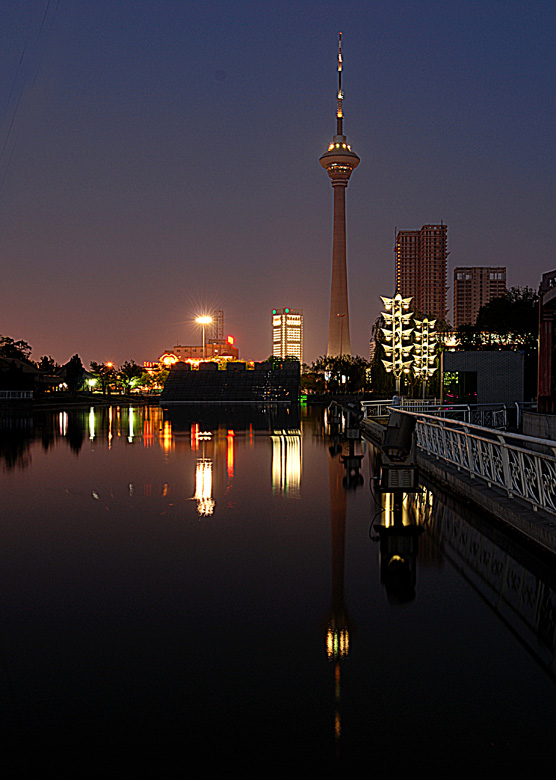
413;317;438;397
380;294;414;393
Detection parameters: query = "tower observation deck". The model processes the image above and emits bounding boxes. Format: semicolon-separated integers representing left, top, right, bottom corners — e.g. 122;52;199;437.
320;32;360;357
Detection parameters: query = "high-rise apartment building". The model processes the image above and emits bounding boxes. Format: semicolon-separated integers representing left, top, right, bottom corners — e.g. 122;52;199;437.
453;267;506;327
272;308;303;364
395;224;448;321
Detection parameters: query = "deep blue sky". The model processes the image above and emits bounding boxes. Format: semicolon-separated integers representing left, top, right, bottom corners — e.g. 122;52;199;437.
1;0;555;366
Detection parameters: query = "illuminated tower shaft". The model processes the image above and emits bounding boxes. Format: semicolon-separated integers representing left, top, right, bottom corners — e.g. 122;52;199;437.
320;33;360;357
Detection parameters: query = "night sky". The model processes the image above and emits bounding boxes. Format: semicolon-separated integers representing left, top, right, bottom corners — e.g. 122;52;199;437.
1;0;554;367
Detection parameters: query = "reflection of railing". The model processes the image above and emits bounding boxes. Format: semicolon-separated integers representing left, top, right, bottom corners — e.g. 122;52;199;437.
416;486;556;675
363;400;507;429
0;390;33;399
402;409;556;515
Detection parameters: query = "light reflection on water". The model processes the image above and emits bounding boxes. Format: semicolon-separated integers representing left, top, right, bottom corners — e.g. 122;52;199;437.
0;403;556;771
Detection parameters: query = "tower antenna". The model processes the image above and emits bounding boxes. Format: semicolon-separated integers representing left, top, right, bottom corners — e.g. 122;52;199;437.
337;32;343;136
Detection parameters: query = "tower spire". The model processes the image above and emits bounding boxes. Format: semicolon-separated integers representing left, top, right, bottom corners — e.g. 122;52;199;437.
337;32;343;136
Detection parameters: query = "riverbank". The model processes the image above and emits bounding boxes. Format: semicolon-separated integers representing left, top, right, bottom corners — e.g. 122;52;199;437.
0;393;160;412
360;416;556;562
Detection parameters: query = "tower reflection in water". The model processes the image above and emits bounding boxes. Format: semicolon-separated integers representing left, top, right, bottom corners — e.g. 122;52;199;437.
324;406;366;752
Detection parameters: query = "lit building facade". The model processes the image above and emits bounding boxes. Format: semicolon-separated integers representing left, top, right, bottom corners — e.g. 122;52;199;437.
395;224;448;321
453;266;506;327
162;338;239;364
319;33;360;357
272;308;303;363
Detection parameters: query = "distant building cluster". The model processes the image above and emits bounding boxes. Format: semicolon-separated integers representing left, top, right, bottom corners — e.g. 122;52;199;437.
171;338;239;362
154;309;239;369
393;223;507;327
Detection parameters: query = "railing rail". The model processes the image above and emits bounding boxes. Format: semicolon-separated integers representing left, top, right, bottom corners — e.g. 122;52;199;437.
362;400;507;429
397;409;556;515
362;398;440;418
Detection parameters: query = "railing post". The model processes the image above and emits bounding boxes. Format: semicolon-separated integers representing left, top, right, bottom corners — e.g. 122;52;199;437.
464;425;475;478
535;455;545;512
497;434;513;497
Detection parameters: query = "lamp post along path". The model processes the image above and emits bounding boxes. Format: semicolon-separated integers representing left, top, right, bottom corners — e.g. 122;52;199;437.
196;316;213;360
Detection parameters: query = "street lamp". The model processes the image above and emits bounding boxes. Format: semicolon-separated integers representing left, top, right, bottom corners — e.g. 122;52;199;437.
196;316;213;360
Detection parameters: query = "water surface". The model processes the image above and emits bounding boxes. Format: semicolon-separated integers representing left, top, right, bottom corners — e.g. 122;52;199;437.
1;403;556;771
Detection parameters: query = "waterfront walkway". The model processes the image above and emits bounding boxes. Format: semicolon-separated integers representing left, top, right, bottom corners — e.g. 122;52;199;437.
359;409;556;561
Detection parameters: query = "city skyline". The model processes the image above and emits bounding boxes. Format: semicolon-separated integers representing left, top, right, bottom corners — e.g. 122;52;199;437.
0;2;554;367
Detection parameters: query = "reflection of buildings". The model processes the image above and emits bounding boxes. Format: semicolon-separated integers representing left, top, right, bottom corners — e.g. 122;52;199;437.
190;425;216;516
270;430;302;495
272;308;303;363
162;404;300;434
193;458;215;516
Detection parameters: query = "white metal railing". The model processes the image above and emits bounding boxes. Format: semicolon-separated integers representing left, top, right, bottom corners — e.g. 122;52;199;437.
362;399;506;429
0;390;33;400
362;398;440;418
402;409;556;515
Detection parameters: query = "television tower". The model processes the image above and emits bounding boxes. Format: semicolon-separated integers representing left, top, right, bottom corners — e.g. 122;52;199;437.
320;32;360;357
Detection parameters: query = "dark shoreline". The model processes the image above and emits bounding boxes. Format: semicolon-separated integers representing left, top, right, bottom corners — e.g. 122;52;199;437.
0;394;160;412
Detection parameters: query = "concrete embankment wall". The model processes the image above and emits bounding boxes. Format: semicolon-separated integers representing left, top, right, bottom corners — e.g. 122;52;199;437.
360;418;556;559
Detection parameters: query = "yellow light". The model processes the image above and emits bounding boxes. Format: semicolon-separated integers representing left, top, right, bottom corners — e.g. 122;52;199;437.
196;316;212;325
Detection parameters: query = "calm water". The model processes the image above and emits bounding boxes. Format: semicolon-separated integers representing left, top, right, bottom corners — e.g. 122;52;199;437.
1;403;556;771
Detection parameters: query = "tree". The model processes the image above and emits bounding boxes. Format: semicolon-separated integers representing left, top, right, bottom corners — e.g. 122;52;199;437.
0;336;32;360
64;355;86;393
265;355;300;369
475;286;538;346
36;355;58;373
119;360;144;393
90;361;118;395
312;355;370;393
369;314;395;396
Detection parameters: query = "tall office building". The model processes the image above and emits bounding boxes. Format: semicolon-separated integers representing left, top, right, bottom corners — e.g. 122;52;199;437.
319;33;360;357
453;267;506;327
272;308;303;364
395;224;448;321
